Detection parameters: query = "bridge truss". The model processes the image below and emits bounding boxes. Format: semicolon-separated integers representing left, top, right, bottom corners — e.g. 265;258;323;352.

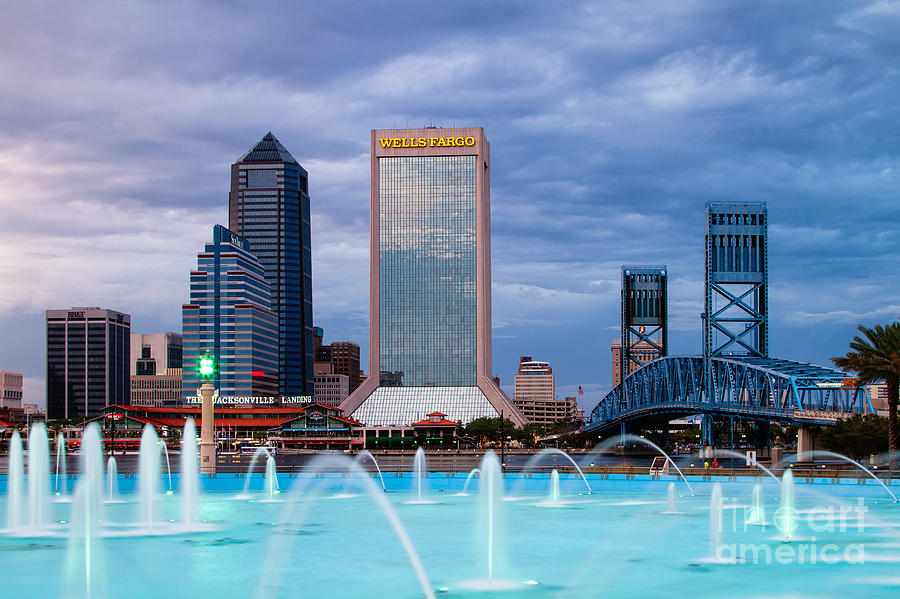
586;355;872;436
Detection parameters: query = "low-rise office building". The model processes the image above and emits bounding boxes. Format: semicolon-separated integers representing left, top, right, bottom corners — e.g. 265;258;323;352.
130;369;183;407
0;371;23;409
90;403;362;450
314;373;349;407
514;396;579;426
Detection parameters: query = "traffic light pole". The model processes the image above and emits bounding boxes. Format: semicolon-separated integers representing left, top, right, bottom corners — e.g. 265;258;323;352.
199;382;216;474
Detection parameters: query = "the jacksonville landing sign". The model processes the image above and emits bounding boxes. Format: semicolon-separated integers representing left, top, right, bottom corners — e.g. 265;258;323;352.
183;394;312;406
379;136;477;148
714;497;868;565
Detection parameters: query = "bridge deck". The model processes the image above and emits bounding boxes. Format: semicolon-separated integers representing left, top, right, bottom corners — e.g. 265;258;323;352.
586;355;869;434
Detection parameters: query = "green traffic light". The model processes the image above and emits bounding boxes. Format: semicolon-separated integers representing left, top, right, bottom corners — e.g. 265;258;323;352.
199;350;216;379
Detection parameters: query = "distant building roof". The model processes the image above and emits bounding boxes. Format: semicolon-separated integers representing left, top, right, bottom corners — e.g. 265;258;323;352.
237;132;298;164
412;413;459;427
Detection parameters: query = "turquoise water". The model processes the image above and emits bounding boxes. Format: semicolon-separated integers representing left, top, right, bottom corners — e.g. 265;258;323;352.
2;473;899;598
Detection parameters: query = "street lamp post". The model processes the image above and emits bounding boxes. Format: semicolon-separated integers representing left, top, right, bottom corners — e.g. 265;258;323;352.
198;350;217;475
500;410;505;472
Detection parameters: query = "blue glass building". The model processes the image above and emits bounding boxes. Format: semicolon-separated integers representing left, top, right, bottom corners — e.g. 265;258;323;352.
229;133;314;396
182;225;279;400
342;128;527;426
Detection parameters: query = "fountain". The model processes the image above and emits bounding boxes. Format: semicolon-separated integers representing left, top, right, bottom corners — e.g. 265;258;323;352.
67;470;105;599
457;467;480;496
159;438;173;495
264;455;279;501
712;448;781;485
239;447;276;498
413;446;427;502
106;457;118;502
6;429;24;530
522;448;592;494
254;454;435;599
55;432;68;496
3;420;900;597
540;469;563;507
710;483;723;561
777;469;797;540
746;484;765;525
28;422;51;530
806;450;898;502
181;418;199;523
475;451;509;588
665;482;677;514
587;434;694;495
78;424;105;519
138;425;161;529
67;423;106;598
353;450;387;492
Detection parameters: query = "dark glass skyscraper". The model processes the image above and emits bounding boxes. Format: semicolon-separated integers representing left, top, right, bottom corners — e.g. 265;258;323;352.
46;307;130;420
229;133;314;396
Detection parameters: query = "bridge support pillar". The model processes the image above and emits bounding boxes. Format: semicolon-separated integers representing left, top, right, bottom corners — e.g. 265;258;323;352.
797;427;817;462
701;414;715;449
760;421;771;448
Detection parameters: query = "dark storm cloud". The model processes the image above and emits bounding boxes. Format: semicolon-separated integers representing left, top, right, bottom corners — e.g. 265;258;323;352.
1;0;899;409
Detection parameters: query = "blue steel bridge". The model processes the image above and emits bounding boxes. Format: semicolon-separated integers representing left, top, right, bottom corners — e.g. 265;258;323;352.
584;355;872;443
585;202;872;445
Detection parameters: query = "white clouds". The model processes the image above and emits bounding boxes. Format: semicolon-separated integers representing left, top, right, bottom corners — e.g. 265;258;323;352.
785;305;900;326
22;376;45;410
0;0;898;394
837;0;900;32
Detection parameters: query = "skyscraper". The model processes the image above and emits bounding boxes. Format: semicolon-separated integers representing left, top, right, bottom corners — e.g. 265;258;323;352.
514;357;555;404
341;127;526;426
229;133;314;396
182;225;278;400
315;335;362;394
46;307;130;419
513;357;575;425
130;332;183;407
130;332;182;376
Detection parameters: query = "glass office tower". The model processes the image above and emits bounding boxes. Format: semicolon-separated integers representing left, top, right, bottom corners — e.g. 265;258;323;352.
46;307;130;419
341;127;526;426
229;133;314;396
182;225;279;400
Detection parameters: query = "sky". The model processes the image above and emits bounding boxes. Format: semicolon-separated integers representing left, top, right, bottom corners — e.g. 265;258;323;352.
1;0;899;413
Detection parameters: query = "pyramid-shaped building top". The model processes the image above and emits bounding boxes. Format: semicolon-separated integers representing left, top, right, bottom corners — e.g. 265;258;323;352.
238;132;298;164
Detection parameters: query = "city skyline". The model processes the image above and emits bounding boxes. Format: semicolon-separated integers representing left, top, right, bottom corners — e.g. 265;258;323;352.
1;2;899;412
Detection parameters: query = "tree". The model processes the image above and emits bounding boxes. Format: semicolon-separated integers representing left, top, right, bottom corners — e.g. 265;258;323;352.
460;418;545;448
462;417;502;447
832;322;900;462
819;414;889;461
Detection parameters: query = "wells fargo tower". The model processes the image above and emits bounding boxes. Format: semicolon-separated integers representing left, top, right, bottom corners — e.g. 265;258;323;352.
229;133;314;396
341;127;526;426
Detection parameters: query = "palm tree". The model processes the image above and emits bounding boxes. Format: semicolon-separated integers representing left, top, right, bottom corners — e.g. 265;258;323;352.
832;322;900;464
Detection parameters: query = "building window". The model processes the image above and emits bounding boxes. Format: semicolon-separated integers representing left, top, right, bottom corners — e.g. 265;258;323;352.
247;169;278;188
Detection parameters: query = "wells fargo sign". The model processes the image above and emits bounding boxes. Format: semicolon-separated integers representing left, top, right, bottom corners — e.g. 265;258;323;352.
380;136;476;149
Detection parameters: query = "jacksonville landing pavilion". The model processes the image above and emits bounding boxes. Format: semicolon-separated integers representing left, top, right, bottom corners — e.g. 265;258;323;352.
341;127;526;427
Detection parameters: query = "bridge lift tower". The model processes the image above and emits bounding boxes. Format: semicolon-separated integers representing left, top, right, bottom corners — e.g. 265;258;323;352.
620;265;668;390
702;201;769;446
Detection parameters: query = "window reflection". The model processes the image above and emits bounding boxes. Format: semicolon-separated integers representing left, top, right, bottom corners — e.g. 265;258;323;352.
379;156;477;387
